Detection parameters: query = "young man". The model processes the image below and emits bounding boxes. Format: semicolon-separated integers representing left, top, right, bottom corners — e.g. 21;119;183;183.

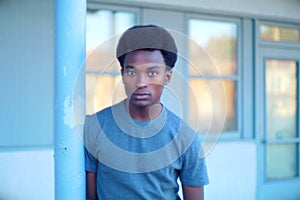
84;25;209;200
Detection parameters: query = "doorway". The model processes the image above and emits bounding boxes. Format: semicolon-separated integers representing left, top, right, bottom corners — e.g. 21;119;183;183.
256;46;300;199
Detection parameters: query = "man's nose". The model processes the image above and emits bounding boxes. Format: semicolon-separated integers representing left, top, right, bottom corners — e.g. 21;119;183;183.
136;73;148;88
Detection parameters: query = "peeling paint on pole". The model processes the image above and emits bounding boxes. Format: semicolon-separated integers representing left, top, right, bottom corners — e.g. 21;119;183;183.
63;96;75;129
54;0;86;199
63;95;85;129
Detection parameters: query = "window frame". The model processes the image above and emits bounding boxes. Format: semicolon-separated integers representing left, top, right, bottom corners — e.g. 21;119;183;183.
186;14;243;139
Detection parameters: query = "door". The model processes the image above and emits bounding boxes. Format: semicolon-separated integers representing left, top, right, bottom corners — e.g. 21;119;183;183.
256;47;300;200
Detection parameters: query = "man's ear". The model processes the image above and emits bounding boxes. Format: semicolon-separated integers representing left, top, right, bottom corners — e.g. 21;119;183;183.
164;69;173;85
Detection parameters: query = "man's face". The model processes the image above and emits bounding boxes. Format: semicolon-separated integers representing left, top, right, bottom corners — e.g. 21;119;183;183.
121;50;172;108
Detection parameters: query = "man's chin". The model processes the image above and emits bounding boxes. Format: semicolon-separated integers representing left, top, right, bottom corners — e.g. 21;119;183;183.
132;102;150;108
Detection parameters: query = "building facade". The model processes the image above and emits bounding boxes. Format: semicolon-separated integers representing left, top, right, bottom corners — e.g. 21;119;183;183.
1;0;300;199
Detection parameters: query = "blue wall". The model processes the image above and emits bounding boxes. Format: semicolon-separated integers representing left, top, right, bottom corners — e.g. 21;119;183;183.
0;0;54;148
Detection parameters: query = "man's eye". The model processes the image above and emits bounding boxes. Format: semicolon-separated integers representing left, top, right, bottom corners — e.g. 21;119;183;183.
127;71;136;76
149;71;158;76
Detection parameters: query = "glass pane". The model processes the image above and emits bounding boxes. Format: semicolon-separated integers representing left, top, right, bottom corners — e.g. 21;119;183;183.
260;24;300;42
267;143;298;180
266;60;297;140
86;10;136;71
86;10;113;50
189;79;237;133
86;9;136;114
115;12;136;34
189;19;237;76
86;74;126;115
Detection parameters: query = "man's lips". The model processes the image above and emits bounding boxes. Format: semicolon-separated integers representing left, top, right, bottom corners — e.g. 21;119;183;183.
132;92;150;100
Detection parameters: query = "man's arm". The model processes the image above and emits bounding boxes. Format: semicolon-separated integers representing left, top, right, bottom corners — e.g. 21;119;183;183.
182;185;204;200
86;171;98;200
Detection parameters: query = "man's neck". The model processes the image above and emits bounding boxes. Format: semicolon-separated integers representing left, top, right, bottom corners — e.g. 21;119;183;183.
125;101;162;121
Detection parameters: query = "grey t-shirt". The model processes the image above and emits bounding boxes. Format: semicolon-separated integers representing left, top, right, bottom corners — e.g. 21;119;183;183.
84;100;209;199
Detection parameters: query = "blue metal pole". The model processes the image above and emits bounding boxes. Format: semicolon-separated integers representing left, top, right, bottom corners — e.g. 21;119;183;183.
54;0;86;199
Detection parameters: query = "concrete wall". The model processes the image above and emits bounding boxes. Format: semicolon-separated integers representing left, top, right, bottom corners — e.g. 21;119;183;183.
0;149;54;200
0;0;54;147
205;142;257;200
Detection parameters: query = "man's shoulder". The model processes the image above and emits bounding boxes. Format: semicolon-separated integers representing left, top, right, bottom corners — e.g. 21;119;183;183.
164;107;181;122
85;106;112;127
95;106;112;117
86;101;125;126
165;108;194;131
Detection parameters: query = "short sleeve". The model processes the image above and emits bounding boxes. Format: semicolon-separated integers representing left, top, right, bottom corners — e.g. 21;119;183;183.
84;115;98;172
85;147;98;172
179;135;209;186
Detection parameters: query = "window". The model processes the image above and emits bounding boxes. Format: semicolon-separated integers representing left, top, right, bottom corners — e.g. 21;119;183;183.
86;8;137;115
188;17;240;135
260;24;300;42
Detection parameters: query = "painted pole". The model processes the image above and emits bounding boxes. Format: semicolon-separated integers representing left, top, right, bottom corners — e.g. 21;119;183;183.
54;0;86;199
